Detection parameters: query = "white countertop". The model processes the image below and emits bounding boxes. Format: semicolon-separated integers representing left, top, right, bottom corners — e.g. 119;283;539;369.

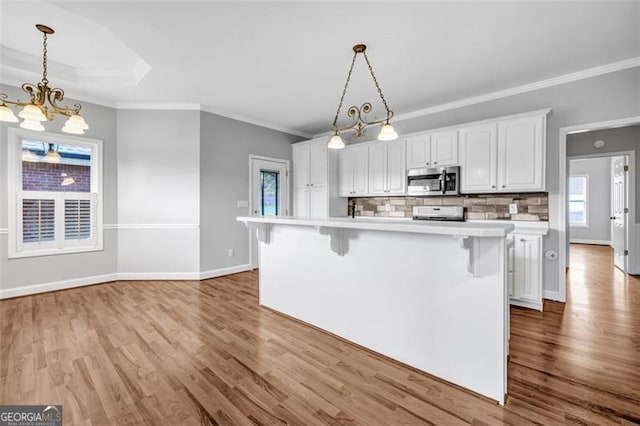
237;216;515;237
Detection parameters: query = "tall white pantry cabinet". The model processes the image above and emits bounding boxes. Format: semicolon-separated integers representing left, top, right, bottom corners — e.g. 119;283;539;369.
292;138;346;218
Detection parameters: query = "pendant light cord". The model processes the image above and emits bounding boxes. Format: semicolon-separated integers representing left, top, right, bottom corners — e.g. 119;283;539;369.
362;51;391;120
331;51;358;129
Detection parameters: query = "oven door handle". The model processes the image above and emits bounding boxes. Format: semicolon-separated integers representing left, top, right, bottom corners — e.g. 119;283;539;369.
441;170;447;195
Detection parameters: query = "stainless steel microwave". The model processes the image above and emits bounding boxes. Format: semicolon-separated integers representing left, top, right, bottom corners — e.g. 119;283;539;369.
407;166;460;196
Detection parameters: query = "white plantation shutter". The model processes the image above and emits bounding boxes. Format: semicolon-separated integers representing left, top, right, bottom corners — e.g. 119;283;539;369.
63;193;98;246
17;191;99;253
22;198;56;243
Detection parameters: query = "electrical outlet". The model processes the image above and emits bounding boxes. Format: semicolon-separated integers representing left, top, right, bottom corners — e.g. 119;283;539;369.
509;203;518;215
227;249;234;257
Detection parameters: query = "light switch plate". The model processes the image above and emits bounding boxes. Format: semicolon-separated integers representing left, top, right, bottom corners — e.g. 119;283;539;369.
509;203;518;215
237;200;249;208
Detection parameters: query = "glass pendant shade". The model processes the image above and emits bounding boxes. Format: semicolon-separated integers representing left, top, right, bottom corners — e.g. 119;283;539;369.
378;123;398;141
19;104;48;122
327;133;345;150
0;105;19;122
62;114;88;134
20;119;45;131
44;145;61;163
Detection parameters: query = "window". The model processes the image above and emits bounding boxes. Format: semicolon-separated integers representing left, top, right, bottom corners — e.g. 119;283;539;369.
569;175;588;227
260;170;280;216
8;128;102;258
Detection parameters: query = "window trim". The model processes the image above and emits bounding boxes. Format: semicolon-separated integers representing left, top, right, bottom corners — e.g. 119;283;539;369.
7;127;103;259
569;174;589;228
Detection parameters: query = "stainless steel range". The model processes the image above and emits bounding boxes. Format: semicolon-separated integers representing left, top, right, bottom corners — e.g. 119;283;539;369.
413;206;465;221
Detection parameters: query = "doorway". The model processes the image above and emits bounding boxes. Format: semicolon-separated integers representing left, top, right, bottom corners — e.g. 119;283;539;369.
249;155;290;269
568;154;632;274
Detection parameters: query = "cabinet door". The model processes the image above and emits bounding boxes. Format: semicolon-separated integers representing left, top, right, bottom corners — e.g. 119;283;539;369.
513;235;541;304
369;142;388;194
308;186;327;217
459;124;497;193
308;140;328;186
352;145;369;195
430;131;458;166
387;141;406;194
338;149;354;197
294;188;309;217
498;115;545;191
406;135;430;169
292;143;309;189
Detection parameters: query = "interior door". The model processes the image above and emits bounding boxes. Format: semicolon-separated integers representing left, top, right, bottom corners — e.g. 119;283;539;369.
250;157;290;268
611;156;628;272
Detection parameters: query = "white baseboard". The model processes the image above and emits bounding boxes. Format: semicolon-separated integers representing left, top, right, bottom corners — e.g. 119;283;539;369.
200;264;252;280
117;272;201;281
543;290;564;302
0;273;119;299
509;298;543;311
569;239;611;245
0;264;254;299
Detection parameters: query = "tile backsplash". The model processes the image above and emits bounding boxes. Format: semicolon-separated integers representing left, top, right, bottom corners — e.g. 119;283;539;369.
350;193;549;221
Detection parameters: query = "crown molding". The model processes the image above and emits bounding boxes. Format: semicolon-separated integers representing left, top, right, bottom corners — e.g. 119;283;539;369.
199;105;312;138
116;102;202;111
392;56;640;123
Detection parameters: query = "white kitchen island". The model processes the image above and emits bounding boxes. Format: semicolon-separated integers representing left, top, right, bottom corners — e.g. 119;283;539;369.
238;216;514;404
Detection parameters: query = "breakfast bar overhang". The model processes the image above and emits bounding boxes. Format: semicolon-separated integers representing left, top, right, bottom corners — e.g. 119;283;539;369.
238;216;515;404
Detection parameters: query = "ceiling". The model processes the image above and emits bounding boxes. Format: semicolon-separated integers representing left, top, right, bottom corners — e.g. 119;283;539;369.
1;1;639;137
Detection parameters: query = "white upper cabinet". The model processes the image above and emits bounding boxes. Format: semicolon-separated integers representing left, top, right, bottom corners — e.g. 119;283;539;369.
430;131;458;166
294;139;327;189
309;139;328;186
497;115;545;191
406;135;430;168
369;140;406;195
460;111;547;193
459;123;498;193
387;141;406;193
292;143;309;189
406;131;458;169
339;144;369;196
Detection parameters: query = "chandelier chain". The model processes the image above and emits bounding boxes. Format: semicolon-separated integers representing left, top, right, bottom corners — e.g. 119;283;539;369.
332;51;358;129
42;32;49;85
362;51;390;118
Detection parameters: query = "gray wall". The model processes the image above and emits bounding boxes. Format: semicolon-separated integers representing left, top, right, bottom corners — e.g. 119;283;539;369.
199;111;303;272
399;68;640;295
569;158;611;243
116;110;201;274
0;84;118;292
568;125;640;221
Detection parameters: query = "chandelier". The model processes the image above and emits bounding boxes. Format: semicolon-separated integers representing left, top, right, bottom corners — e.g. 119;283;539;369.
328;44;398;150
0;24;89;134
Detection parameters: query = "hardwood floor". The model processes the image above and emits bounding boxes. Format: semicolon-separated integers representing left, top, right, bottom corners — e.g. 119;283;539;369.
1;243;639;425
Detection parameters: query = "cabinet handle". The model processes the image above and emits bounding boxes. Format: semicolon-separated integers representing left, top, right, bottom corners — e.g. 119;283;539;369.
502;185;506;188
520;238;526;242
433;161;438;165
310;184;314;187
426;162;430;165
491;185;496;189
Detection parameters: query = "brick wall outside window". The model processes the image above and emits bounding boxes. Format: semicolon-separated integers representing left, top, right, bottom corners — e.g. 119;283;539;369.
22;162;91;192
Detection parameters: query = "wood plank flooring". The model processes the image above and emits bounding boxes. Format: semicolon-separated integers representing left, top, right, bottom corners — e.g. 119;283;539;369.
1;243;639;425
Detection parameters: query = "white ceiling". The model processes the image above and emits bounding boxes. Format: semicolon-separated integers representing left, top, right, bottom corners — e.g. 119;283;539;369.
1;1;639;136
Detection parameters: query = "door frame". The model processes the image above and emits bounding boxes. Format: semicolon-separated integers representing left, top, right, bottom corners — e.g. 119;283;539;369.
248;155;290;269
567;151;635;269
558;115;640;302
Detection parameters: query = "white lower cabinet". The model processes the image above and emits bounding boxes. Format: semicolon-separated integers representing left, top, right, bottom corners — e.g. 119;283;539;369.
509;232;543;311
